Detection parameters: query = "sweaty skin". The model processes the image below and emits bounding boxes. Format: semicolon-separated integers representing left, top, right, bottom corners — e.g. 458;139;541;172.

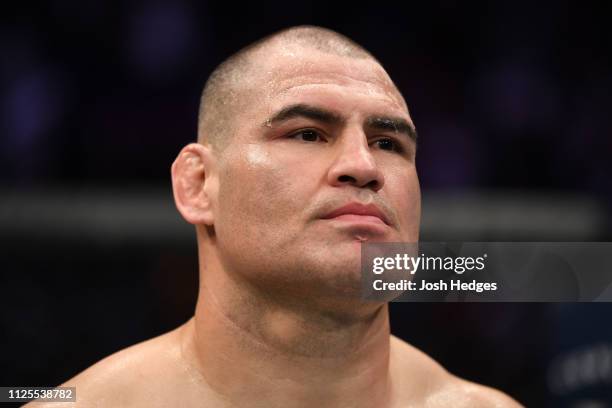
29;38;523;408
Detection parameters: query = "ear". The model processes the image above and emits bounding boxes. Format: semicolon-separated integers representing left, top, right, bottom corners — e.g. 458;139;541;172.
171;143;217;225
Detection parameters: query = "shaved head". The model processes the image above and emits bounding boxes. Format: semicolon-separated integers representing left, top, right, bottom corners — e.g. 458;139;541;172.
197;26;388;151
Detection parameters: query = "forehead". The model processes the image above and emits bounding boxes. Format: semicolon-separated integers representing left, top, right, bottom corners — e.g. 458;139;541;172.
246;47;409;118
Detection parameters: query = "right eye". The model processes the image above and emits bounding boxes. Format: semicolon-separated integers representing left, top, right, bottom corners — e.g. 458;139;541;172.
288;129;326;143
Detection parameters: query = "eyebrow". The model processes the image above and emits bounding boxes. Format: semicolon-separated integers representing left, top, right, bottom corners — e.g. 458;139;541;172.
264;104;344;126
264;103;417;142
365;116;418;142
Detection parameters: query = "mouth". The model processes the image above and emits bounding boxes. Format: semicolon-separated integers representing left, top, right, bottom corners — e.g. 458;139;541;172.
321;202;391;228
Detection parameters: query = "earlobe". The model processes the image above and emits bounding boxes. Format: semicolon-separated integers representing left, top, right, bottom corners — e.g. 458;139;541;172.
171;143;217;225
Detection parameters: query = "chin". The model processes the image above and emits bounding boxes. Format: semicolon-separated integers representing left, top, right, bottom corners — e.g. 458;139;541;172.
259;255;383;319
300;255;364;298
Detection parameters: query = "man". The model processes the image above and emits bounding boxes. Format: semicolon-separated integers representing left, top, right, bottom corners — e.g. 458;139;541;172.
36;26;521;407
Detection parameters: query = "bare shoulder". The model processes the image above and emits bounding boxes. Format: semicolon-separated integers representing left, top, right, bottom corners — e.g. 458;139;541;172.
25;324;187;408
444;379;524;408
390;336;523;408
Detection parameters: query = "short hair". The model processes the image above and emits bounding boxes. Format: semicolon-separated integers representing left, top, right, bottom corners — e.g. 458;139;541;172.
197;26;379;151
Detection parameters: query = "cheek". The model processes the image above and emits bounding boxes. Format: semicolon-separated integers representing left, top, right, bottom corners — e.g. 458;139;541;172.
216;145;305;235
386;166;421;238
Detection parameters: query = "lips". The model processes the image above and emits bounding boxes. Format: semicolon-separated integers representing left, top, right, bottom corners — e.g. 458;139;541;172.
322;203;390;226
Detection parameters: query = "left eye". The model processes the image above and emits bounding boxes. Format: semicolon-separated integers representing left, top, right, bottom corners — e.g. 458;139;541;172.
290;129;325;142
374;138;401;152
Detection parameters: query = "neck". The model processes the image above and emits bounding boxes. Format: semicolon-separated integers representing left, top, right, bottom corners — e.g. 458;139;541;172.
180;254;394;408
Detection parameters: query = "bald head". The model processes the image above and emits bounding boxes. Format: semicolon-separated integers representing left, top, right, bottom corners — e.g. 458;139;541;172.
197;26;387;151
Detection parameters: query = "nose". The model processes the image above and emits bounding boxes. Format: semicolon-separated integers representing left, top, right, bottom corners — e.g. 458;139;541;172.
327;131;385;192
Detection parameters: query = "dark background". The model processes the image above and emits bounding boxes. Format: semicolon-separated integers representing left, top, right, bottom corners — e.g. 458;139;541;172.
1;1;612;407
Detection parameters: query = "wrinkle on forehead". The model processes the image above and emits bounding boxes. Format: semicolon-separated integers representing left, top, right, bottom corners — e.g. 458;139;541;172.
274;80;408;115
251;51;408;113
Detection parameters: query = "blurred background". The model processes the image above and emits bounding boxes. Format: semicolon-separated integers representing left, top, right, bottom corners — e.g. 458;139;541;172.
1;1;611;406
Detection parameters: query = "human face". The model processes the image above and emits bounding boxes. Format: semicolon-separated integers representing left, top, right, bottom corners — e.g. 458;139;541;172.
211;47;421;298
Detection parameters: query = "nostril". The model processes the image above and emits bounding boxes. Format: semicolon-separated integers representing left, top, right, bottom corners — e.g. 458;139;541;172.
338;175;356;183
366;180;379;190
336;175;380;190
